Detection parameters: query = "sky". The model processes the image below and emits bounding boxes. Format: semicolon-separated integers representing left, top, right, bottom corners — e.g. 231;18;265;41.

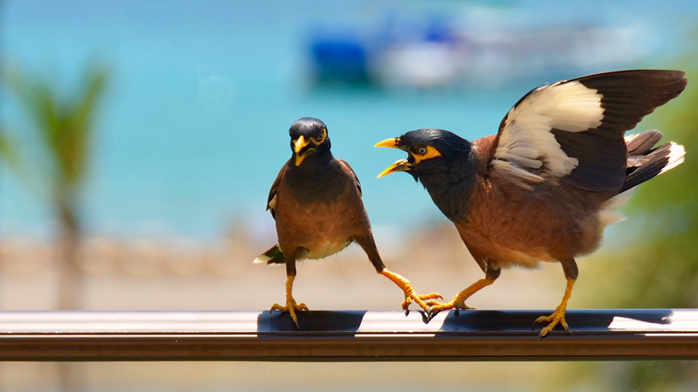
1;0;696;242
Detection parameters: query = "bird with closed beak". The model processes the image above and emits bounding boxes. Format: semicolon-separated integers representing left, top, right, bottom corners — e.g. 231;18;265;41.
376;70;687;338
256;117;441;328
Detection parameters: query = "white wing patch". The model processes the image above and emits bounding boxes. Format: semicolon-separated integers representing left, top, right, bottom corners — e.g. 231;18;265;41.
493;80;604;184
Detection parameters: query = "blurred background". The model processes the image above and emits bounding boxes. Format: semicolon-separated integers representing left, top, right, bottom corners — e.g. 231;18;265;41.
0;0;697;391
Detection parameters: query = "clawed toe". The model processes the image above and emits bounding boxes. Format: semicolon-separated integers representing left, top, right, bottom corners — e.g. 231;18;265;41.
426;299;474;318
401;292;444;312
534;309;570;338
270;299;310;328
419;292;444;301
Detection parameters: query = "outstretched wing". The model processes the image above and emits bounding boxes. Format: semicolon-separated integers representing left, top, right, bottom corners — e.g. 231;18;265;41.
488;70;687;191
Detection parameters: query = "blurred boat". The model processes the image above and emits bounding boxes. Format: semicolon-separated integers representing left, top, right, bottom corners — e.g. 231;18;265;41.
306;13;650;89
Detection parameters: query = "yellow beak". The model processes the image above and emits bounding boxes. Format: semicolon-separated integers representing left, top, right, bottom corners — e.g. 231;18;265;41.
294;135;310;154
294;135;312;166
375;137;409;177
377;159;411;178
374;137;401;149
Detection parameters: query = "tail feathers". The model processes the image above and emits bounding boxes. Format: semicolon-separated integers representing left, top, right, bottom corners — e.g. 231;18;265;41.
626;129;664;155
623;135;685;192
253;245;286;265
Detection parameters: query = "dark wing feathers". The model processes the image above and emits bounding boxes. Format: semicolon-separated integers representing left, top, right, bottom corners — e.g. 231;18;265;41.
574;70;687;136
490;70;687;193
552;130;628;191
560;70;686;191
266;162;289;220
337;159;362;197
551;129;628;190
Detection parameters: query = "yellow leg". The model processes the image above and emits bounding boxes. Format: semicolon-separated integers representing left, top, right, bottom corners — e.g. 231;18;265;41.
535;277;575;338
381;269;442;313
270;275;309;328
428;277;496;313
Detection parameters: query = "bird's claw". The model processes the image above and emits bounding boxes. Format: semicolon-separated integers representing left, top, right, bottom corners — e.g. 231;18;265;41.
430;300;474;312
401;291;443;315
453;302;475;314
534;307;571;339
270;299;310;329
424;298;474;319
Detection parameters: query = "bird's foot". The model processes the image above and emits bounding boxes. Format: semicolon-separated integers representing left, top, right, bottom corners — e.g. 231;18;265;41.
426;298;474;317
380;269;442;314
401;291;443;314
270;298;309;329
425;277;496;319
534;307;570;339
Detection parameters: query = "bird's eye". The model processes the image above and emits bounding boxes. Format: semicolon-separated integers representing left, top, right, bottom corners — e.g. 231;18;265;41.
315;134;324;142
417;146;428;155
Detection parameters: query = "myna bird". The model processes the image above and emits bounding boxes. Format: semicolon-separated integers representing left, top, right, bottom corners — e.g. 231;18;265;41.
376;70;687;337
255;117;441;327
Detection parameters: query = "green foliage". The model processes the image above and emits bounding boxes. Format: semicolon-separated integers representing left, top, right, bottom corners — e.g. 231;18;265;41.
0;131;18;169
588;64;698;310
1;63;108;207
1;62;109;311
575;46;698;392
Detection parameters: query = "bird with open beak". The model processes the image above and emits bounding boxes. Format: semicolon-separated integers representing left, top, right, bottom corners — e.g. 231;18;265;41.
255;117;441;328
376;70;687;338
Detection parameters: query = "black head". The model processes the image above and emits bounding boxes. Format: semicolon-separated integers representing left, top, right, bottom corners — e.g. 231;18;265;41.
375;129;472;181
289;117;332;166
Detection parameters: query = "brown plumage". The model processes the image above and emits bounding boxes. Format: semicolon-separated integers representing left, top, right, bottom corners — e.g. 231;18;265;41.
255;117;440;328
376;70;687;337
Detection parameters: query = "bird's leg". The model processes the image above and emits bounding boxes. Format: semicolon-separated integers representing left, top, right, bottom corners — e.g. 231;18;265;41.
534;258;578;338
428;266;501;314
270;256;309;328
355;235;442;314
381;269;443;312
269;275;309;328
534;278;574;338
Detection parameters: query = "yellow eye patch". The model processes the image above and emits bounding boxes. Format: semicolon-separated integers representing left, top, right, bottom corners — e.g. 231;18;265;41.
312;128;327;145
411;145;442;164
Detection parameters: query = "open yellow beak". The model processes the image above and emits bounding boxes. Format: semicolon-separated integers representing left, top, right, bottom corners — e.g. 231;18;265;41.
294;135;312;166
375;137;410;178
377;159;411;178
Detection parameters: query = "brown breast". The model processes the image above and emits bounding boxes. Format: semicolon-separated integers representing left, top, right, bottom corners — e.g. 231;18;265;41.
457;170;611;270
274;172;371;260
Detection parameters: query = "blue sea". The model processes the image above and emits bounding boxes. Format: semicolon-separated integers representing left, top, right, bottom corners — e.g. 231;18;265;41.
1;0;696;241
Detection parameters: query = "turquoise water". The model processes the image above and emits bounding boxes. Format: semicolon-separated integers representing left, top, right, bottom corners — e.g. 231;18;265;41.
1;0;696;240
